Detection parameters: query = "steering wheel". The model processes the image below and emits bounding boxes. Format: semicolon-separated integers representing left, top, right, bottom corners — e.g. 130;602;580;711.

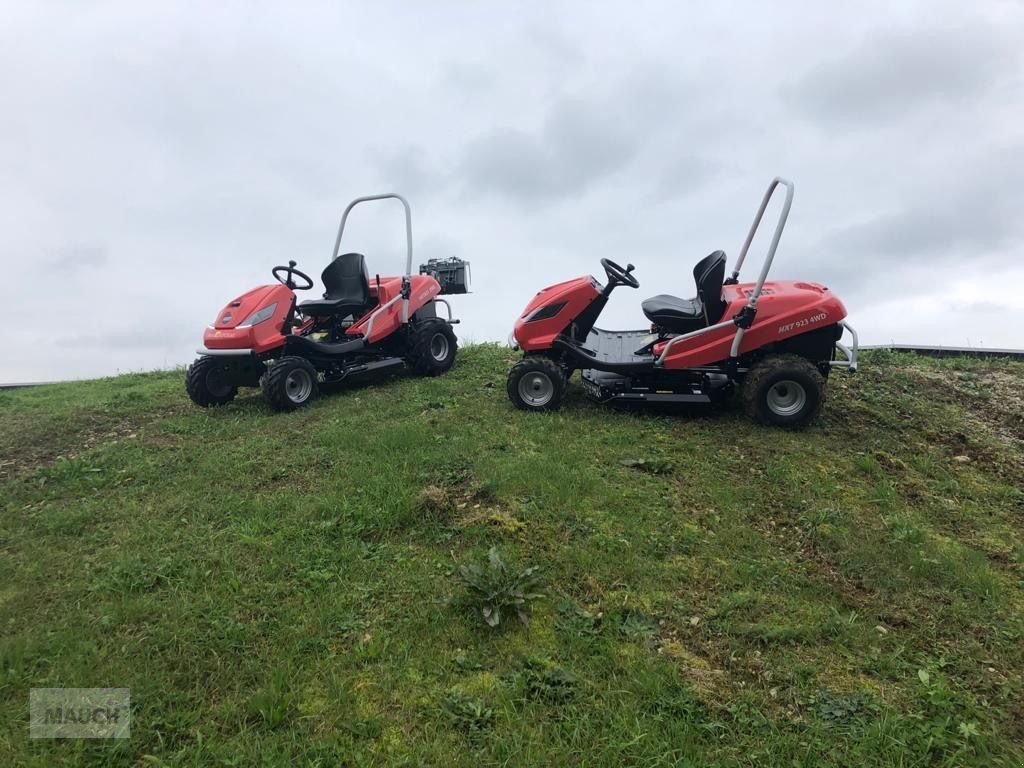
272;260;314;291
600;258;639;289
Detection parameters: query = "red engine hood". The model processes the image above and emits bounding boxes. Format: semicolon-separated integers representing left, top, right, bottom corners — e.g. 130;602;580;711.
203;282;295;354
513;275;602;351
212;284;283;329
519;276;600;318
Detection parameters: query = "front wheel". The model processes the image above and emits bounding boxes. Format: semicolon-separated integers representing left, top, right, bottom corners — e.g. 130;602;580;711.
742;354;825;428
406;319;458;376
507;356;567;411
186;356;237;407
261;356;320;412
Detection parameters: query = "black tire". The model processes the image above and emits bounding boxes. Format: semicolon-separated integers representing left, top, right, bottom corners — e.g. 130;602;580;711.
261;356;320;412
186;356;238;407
406;319;458;376
507;356;567;412
742;354;825;428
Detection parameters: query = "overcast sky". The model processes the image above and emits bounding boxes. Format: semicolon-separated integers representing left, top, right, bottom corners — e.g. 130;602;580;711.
2;1;1022;382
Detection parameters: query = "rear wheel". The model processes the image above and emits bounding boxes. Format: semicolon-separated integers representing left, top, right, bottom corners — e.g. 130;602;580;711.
186;356;237;407
507;356;567;411
742;354;825;428
261;356;320;412
406;319;458;376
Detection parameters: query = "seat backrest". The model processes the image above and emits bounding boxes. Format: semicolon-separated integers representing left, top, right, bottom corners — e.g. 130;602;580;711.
321;252;370;305
692;250;727;324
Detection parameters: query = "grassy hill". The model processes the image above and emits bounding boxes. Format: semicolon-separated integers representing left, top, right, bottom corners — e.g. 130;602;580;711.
1;346;1022;766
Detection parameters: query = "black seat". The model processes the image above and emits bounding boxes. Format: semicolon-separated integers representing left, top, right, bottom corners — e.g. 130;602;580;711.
641;251;727;333
298;252;372;318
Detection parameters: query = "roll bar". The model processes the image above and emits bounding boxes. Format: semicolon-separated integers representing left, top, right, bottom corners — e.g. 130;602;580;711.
657;177;795;364
727;177;794;357
728;177;794;289
332;193;413;277
331;193;414;324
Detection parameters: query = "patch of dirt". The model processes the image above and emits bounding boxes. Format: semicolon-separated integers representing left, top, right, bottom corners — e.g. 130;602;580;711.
748;508;890;619
453;503;528;537
0;407;185;481
1;419;138;481
656;622;806;722
413;485;455;522
429;470;529;535
657;637;732;700
904;367;1024;472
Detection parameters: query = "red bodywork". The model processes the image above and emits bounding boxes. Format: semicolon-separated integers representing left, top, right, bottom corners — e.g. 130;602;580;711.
513;276;602;350
202;274;441;353
512;276;848;369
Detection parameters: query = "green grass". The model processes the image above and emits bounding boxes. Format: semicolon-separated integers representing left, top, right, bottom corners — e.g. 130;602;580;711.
1;346;1023;766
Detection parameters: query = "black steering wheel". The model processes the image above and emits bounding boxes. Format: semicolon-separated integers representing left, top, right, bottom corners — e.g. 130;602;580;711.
600;258;639;289
272;260;314;291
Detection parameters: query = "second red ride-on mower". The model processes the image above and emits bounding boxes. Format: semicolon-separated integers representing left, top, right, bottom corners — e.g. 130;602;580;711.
187;194;470;411
507;178;857;427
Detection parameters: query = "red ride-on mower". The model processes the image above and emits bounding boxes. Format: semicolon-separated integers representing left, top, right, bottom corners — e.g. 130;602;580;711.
507;178;858;427
187;194;470;411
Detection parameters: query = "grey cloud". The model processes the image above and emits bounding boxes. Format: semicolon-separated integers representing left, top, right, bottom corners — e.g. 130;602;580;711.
520;19;585;72
371;146;439;198
459;98;638;204
823;203;1012;264
949;300;1016;315
442;61;495;95
810;205;1015;297
45;243;108;272
784;23;1013;127
55;322;194;351
810;144;1024;290
652;155;722;201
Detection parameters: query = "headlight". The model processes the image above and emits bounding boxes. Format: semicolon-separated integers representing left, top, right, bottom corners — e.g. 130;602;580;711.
507;330;520;350
238;302;278;328
523;301;567;323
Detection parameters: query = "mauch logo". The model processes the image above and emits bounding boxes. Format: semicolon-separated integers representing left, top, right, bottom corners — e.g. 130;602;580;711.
44;706;122;725
30;688;130;739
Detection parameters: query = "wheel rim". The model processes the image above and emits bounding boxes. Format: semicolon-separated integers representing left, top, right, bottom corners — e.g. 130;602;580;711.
518;371;554;407
429;332;449;362
205;367;232;398
766;379;807;417
284;369;314;404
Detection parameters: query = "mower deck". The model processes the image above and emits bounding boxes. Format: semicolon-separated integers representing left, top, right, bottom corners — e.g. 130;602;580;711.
580;369;723;404
575;329;733;403
315;354;406;382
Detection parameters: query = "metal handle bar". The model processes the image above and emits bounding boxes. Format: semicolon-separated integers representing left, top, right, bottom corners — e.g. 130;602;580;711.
657;177;794;364
331;192;414;325
331;193;413;279
729;177;793;297
729;177;793;357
